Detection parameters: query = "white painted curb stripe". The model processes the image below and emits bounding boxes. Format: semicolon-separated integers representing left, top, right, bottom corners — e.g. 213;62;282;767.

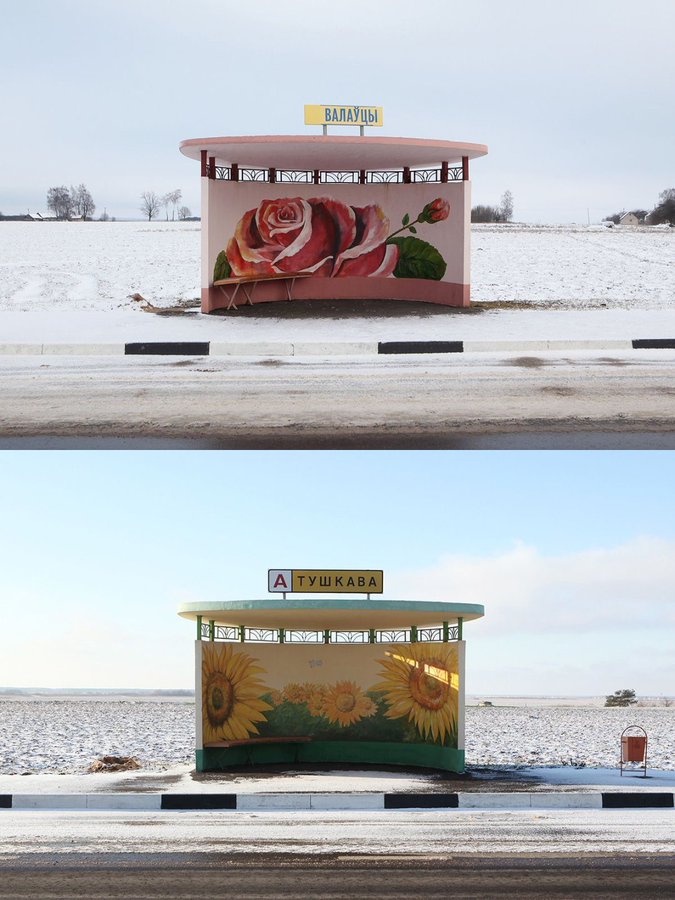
462;339;633;352
457;791;603;809
0;344;125;356
10;793;161;810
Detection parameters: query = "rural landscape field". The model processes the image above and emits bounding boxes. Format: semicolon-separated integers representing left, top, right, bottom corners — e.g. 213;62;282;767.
1;221;673;312
1;694;672;774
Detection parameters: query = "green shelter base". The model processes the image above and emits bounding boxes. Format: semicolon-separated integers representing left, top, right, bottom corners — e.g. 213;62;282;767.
197;742;464;774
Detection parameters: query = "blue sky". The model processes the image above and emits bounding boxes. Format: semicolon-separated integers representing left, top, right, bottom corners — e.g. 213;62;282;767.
1;450;673;695
2;0;674;221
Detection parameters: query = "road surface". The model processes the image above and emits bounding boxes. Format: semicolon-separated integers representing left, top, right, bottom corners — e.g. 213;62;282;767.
1;809;674;897
0;351;674;448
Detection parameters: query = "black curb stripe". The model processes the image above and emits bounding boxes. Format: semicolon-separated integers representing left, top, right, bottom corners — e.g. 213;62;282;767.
161;793;237;810
378;341;464;355
632;339;675;349
384;793;459;809
0;795;11;808
602;792;674;808
125;342;210;356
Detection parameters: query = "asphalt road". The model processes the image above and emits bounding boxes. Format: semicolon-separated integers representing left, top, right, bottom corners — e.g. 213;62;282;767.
0;352;674;448
1;810;675;898
1;853;675;898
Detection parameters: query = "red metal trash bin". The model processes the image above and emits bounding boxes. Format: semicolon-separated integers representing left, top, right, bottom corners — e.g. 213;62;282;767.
620;726;647;777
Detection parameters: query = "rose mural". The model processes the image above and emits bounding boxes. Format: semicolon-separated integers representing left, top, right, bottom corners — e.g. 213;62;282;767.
213;196;450;283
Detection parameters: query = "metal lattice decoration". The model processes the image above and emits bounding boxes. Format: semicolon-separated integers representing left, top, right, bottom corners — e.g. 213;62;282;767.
285;630;324;644
239;168;268;182
208;166;465;184
277;170;315;183
201;624;460;643
330;630;369;644
244;628;279;643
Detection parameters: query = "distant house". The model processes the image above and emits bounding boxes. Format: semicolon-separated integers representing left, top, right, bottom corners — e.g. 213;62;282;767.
619;211;639;226
27;211;58;221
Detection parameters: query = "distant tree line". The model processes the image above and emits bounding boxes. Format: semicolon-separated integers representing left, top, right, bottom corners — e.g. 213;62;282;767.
471;190;514;223
140;189;191;221
46;184;96;220
604;188;675;226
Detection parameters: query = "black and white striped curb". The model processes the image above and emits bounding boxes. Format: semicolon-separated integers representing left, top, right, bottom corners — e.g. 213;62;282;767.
0;339;674;357
1;792;673;811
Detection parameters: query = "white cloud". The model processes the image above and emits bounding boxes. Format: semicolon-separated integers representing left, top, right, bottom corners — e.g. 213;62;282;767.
388;537;675;634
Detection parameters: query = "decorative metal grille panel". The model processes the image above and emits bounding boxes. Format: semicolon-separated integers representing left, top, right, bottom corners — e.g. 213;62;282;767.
244;628;279;643
418;627;443;642
277;170;315;183
200;625;459;643
285;630;324;643
376;629;411;643
330;630;369;643
209;166;465;184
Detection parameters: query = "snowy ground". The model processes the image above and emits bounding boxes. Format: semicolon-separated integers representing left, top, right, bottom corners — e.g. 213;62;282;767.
1;221;673;313
1;699;672;776
0;222;200;311
0;222;674;344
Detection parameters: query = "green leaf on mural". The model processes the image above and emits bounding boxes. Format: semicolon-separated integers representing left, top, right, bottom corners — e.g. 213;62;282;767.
213;250;232;282
388;236;447;281
409;225;417;234
402;213;410;226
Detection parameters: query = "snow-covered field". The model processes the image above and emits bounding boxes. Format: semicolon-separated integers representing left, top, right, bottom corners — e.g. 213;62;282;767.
0;221;673;312
1;699;672;774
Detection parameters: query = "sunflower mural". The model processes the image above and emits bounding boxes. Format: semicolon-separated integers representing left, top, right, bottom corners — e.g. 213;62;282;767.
201;642;272;744
373;643;459;745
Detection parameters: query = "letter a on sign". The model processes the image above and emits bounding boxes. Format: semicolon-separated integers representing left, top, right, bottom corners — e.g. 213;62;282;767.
268;570;292;593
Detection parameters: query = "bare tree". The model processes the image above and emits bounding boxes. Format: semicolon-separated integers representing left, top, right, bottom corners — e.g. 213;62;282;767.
140;191;161;221
161;192;171;221
499;190;514;222
46;185;73;220
71;184;96;221
178;205;191;220
164;189;182;221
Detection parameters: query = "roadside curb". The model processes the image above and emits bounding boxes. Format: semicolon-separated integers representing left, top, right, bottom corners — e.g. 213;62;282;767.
2;791;673;811
0;339;674;357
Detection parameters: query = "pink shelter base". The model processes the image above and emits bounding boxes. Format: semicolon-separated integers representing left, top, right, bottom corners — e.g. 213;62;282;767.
202;277;470;313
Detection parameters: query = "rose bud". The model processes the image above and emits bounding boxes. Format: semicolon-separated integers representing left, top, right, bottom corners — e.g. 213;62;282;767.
420;198;450;223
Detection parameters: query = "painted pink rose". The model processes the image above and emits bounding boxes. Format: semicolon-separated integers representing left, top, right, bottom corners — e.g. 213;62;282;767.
226;197;399;278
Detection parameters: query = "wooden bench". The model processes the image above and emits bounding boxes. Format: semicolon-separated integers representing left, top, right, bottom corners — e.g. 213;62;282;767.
203;736;312;764
213;273;312;310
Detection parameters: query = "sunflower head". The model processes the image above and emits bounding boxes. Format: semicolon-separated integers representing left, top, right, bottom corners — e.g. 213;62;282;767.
306;684;329;718
201;642;272;744
373;643;459;745
321;680;377;727
282;682;310;704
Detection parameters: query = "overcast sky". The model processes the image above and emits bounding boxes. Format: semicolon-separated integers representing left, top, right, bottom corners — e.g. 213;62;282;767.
2;0;674;221
1;451;673;697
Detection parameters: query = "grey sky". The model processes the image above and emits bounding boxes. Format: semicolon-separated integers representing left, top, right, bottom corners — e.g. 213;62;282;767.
2;0;673;221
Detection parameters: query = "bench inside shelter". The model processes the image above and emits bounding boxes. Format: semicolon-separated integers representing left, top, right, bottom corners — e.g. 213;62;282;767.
203;735;312;765
213;273;312;310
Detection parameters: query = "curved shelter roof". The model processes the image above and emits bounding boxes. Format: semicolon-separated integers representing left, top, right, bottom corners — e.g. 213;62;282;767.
178;599;484;631
179;135;488;170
